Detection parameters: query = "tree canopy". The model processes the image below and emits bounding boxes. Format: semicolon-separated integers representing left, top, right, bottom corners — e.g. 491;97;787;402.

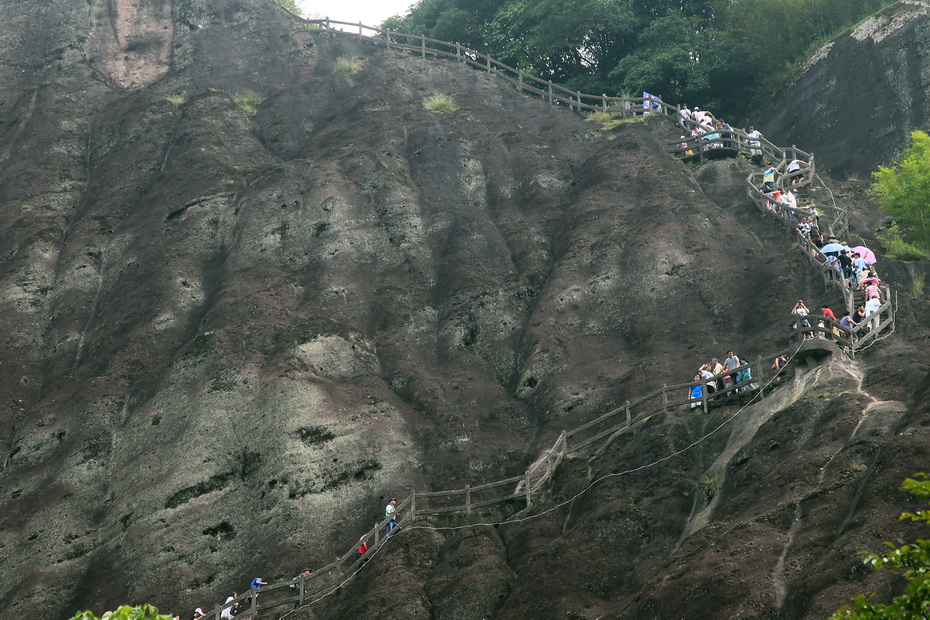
384;0;892;120
831;474;930;619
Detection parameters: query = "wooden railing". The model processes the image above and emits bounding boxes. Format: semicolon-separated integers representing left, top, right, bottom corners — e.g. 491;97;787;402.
671;120;815;180
744;172;894;358
185;13;895;619
296;18;681;118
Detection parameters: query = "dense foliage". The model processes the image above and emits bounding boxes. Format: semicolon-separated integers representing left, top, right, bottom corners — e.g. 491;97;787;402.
383;0;893;119
70;605;174;620
870;131;930;256
831;474;930;618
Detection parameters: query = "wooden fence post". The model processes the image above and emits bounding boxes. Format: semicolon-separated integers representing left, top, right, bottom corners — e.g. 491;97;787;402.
576;90;581;111
373;522;380;546
410;490;416;517
662;384;669;412
250;591;257;618
602;94;607;111
525;471;532;507
702;382;708;414
455;42;461;62
547;81;553;104
385;30;391;49
465;485;471;515
358;21;362;36
486;55;492;72
517;70;524;92
625;400;631;427
421;35;426;58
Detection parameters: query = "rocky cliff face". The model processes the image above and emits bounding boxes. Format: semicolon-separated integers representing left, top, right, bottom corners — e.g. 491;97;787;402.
1;2;929;619
765;0;930;175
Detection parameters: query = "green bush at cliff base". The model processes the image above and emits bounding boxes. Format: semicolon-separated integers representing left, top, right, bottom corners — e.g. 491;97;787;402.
830;473;930;619
70;604;174;620
870;131;930;256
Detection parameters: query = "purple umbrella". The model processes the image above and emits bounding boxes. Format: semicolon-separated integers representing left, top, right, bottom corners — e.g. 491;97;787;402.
852;245;877;264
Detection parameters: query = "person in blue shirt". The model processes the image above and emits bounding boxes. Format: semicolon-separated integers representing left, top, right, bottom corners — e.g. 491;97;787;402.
690;375;703;409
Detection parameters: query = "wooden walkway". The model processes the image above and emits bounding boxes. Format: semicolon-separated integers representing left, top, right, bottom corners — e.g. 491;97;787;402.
187;15;897;620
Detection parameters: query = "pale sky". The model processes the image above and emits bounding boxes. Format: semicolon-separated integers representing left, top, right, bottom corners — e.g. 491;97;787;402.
298;0;418;27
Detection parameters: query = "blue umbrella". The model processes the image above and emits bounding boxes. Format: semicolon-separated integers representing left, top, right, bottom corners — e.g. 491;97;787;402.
820;243;844;255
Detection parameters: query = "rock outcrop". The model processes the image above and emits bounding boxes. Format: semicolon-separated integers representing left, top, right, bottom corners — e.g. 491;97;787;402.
765;1;930;175
0;2;929;619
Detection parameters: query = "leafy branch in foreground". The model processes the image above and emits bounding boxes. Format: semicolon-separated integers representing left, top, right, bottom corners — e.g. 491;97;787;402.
830;473;930;619
70;604;174;620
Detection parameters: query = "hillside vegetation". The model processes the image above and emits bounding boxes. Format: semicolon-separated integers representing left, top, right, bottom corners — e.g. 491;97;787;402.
385;0;894;120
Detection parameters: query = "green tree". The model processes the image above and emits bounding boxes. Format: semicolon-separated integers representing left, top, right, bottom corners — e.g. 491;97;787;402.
385;0;896;121
869;131;930;255
70;604;174;620
276;0;302;16
831;474;930;619
611;11;725;104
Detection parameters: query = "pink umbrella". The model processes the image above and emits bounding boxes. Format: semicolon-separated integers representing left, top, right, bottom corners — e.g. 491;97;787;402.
852;245;877;264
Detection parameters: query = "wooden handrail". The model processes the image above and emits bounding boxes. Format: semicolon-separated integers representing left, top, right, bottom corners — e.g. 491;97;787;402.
186;14;897;616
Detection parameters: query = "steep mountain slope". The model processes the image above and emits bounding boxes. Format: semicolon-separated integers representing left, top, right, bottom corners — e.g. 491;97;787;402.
764;0;930;175
1;2;929;619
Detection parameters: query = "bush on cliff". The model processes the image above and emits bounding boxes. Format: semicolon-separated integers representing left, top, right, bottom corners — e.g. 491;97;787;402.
870;131;930;257
831;474;930;619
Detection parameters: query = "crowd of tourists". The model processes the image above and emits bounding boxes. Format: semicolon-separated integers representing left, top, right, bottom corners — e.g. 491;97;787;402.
164;96;886;620
688;351;758;408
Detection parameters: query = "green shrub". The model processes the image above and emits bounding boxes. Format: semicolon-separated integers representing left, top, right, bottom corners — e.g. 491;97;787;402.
870;130;930;254
164;94;185;106
333;56;365;74
70;604;173;620
831;474;930;619
233;91;264;117
877;223;930;261
276;0;302;15
21;204;32;210
423;94;457;115
303;122;314;133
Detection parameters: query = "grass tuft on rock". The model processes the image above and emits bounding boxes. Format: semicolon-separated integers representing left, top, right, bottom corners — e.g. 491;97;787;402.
164;94;185;106
233;91;263;117
423;94;457;115
585;110;640;131
334;56;365;74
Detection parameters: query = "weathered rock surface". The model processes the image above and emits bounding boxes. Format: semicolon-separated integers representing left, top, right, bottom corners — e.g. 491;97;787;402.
0;1;929;619
765;1;930;174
